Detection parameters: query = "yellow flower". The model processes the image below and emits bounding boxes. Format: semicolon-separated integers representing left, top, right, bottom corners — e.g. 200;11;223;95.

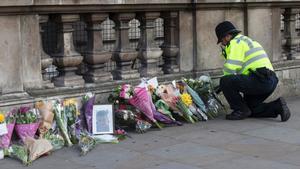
64;98;77;106
0;113;5;123
181;93;193;106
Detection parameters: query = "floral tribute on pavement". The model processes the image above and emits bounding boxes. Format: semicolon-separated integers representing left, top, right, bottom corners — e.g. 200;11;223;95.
0;75;226;165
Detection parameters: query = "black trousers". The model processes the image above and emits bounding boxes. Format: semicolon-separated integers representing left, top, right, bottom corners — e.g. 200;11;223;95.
219;73;279;118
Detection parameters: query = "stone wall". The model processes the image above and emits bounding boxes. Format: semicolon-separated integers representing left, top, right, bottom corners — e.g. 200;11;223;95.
0;0;299;108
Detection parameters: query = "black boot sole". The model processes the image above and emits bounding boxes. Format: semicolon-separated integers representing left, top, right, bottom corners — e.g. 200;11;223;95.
278;97;291;122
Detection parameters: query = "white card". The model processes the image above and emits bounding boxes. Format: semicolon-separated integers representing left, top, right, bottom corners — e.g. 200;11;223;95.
0;123;8;136
0;149;4;160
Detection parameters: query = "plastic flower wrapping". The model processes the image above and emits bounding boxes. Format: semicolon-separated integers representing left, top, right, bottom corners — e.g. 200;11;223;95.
53;100;73;147
128;87;162;129
183;76;226;119
0;75;227;165
63;98;80;144
0;109;16;148
15;106;40;142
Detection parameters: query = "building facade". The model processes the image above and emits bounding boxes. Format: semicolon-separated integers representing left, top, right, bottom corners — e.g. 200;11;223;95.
0;0;300;107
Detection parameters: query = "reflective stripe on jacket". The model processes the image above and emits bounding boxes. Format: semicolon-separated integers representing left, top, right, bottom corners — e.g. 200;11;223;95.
222;34;274;76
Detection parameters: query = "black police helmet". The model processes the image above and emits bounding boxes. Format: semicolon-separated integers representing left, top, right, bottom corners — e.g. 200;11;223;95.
215;21;241;44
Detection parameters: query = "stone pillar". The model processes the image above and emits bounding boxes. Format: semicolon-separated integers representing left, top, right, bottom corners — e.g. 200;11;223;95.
137;12;163;77
82;13;112;83
111;13;139;80
283;8;300;60
179;11;193;72
161;12;179;74
39;15;54;88
248;8;282;62
52;14;84;87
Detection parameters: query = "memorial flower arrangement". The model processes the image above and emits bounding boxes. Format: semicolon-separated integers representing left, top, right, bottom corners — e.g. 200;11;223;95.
0;75;225;165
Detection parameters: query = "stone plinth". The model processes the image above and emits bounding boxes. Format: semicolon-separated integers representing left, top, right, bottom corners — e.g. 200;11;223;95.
52;14;84;87
83;13;113;83
111;13;139;80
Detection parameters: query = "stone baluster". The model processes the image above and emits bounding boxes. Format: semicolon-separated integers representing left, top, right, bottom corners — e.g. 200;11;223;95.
111;13;139;80
161;12;179;74
82;13;112;83
137;12;163;77
52;14;84;87
283;8;300;60
39;15;54;88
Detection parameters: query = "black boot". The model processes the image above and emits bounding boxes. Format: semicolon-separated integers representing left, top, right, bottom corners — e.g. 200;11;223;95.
226;109;251;120
275;97;291;122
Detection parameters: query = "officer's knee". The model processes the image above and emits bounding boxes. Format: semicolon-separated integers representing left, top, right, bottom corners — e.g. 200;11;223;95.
220;76;233;90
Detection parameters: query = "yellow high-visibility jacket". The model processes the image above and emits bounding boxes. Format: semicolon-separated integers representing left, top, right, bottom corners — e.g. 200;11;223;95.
222;34;274;76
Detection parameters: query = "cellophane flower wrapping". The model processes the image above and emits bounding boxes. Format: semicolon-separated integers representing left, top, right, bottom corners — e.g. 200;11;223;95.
135;119;152;134
0;109;16;148
15;106;40;142
43;129;65;150
184;76;226;119
35;101;54;138
4;144;29;166
82;93;95;134
24;137;53;163
53;100;72;147
63;98;80;144
156;85;194;123
78;131;96;156
128;87;162;129
155;100;176;121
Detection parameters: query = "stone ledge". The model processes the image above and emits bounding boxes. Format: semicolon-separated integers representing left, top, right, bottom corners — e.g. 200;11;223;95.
1;61;300;108
0;1;299;16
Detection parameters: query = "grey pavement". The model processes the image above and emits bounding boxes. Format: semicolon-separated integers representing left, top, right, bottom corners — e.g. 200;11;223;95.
1;96;300;169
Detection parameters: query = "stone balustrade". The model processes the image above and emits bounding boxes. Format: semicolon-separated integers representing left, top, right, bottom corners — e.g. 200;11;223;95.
0;0;300;106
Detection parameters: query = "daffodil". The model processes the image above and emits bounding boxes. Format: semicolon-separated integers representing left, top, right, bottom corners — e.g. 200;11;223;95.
0;113;5;123
181;93;193;106
63;99;77;106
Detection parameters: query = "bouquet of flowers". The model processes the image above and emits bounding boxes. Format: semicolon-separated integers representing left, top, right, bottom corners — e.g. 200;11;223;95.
53;100;72;147
63;98;79;144
15;106;40;142
24;137;53;163
78;131;96;156
35;101;54;138
82;93;95;133
128;87;162;129
43;129;65;150
108;85;134;111
0;110;16;148
0;113;7;134
3;144;29;165
156;85;195;123
184;76;226;119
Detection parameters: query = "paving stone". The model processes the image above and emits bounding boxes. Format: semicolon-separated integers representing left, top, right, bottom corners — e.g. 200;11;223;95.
114;154;174;169
244;126;300;145
202;156;300;169
271;150;300;166
174;130;249;147
144;162;203;169
203;118;270;133
220;137;300;159
150;123;206;138
144;142;240;167
53;146;140;168
118;133;181;152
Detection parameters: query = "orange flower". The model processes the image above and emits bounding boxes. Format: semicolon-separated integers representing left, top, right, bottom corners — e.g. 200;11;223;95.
0;113;5;123
148;85;155;94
